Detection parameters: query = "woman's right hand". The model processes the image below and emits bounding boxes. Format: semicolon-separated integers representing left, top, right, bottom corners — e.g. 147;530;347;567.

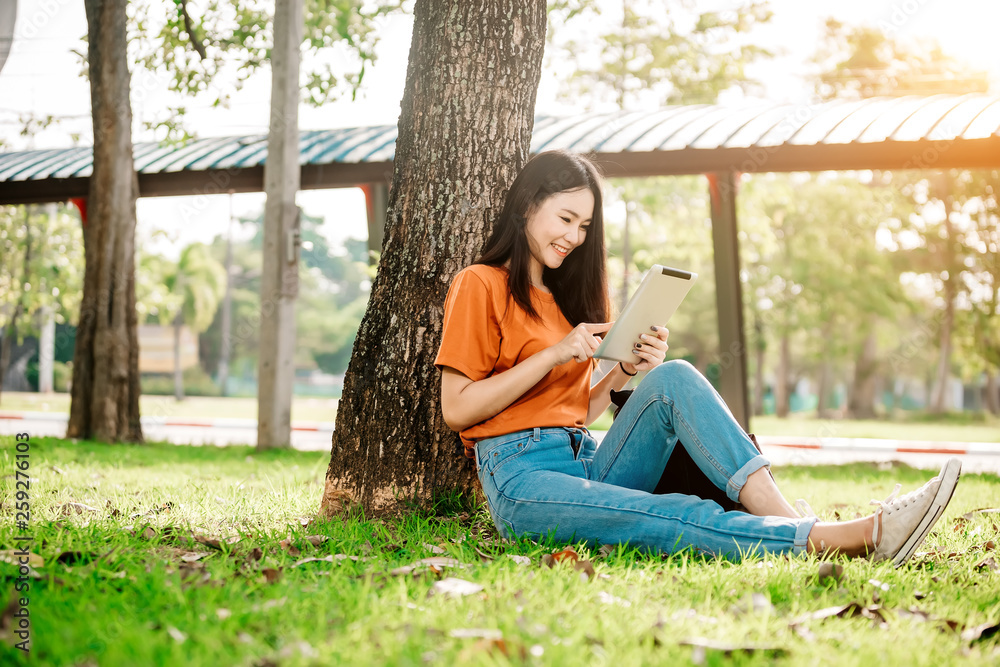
549;322;614;365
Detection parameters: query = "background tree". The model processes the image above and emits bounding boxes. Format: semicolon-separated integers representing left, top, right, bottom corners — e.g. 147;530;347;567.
126;0;403;142
68;0;143;443
0;204;84;403
162;243;226;400
321;0;548;515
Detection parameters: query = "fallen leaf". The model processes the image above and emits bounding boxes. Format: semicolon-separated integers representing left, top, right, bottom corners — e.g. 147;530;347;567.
194;535;227;551
574;560;596;580
507;554;530;566
279;539;301;556
961;508;1000;521
795;602;887;627
167;626;186;643
596;544;616;559
304;535;329;547
816;562;844;585
550;547;580;563
292;556;335;568
473;546;494;562
974;556;998;572
0;550;44;568
961;621;1000;643
60;502;98;515
429;577;483;597
423;543;447;555
261;568;282;583
679;638;787;663
180;552;208;563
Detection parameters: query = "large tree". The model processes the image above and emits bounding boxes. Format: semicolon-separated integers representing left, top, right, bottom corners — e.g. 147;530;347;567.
321;0;547;515
67;0;143;442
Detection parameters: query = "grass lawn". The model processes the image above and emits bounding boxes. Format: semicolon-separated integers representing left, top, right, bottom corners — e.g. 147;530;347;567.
2;437;998;666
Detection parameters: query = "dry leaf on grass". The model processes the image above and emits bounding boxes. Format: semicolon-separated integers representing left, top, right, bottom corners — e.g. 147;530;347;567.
974;556;998;572
304;535;329;547
60;502;98;515
961;621;1000;643
279;541;300;556
793;602;887;627
423;543;447;554
961;508;1000;521
261;568;282;584
679;638;787;663
390;557;467;577
507;554;531;566
429;577;483;597
0;550;44;568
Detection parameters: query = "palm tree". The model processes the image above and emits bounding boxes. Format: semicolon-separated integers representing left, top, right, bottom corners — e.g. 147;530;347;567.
164;244;226;400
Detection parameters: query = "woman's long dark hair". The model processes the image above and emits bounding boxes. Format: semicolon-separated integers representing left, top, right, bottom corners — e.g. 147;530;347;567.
476;150;609;326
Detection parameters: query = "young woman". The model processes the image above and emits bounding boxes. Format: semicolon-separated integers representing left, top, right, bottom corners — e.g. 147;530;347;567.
434;150;961;565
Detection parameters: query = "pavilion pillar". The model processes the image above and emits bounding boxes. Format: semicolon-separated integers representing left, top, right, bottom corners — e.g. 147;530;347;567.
362;182;388;265
707;172;750;431
257;0;302;450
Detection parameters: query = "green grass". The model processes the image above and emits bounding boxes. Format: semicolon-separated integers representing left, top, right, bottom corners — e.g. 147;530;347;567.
2;436;999;666
0;392;339;422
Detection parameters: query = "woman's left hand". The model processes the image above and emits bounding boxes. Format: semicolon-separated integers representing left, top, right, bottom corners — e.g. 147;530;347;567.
621;326;669;374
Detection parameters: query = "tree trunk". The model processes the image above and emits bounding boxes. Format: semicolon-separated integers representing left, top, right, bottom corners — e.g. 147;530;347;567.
775;333;790;418
67;0;142;443
985;370;998;415
217;198;234;396
930;269;956;413
321;0;547;516
816;320;833;419
752;316;765;416
849;328;878;419
173;315;185;402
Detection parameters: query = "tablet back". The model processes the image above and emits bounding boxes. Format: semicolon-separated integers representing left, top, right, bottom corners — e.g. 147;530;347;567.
594;265;697;364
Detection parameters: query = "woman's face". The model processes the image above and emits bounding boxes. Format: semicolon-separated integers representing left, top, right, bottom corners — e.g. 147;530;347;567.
524;187;595;275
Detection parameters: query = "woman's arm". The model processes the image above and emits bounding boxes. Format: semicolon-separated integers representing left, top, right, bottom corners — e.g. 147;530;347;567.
440;321;613;432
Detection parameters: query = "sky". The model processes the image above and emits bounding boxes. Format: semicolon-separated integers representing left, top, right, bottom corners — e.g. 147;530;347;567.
1;0;999;257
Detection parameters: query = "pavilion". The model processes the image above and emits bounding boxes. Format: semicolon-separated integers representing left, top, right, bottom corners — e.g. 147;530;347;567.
2;93;999;430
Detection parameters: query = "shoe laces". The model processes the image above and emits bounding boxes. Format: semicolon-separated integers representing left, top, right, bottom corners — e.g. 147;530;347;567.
795;498;817;518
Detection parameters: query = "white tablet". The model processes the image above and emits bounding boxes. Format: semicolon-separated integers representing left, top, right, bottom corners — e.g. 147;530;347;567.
594;265;697;364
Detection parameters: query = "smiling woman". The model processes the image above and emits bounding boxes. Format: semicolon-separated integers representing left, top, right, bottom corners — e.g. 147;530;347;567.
434;149;963;566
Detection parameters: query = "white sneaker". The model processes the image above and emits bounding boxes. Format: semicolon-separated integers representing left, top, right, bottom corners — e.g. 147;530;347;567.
869;457;962;568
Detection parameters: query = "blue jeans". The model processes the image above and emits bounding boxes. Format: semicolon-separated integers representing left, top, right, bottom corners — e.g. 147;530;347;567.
474;360;818;560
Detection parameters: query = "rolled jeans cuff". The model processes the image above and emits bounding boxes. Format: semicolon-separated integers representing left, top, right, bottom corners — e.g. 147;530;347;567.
793;517;820;555
726;454;770;503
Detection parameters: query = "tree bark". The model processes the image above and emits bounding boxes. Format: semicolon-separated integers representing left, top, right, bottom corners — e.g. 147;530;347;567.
849;328;878;419
985;370;999;415
67;0;142;443
775;333;790;418
173;315;185;401
752;316;764;416
321;0;547;516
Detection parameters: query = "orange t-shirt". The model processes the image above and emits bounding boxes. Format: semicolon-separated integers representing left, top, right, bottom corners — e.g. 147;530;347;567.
434;264;593;458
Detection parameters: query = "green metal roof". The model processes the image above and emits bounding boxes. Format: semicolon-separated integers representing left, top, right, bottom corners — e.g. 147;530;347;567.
2;94;999;204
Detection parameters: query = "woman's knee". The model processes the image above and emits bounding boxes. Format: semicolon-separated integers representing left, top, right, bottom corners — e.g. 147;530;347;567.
647;359;702;389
